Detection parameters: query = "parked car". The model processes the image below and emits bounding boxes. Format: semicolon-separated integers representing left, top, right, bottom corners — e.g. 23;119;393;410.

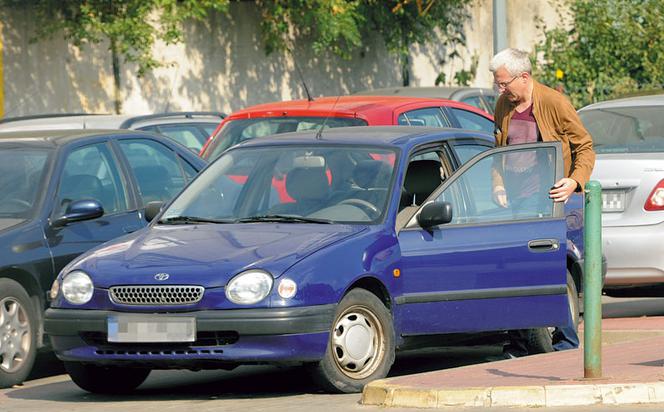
0;129;206;388
0;112;225;153
199;95;494;160
45;126;584;394
578;94;664;296
354;86;498;115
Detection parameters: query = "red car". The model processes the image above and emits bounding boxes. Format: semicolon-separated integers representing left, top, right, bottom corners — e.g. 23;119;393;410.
200;95;494;160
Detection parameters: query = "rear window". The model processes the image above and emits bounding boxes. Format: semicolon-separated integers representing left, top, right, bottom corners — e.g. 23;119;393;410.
579;106;664;153
202;116;367;160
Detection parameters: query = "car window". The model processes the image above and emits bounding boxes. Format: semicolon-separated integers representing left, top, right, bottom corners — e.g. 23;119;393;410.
579;106;664;154
204;117;368;160
138;125;207;153
398;107;451;127
57;143;129;216
452;144;491;164
117;139;188;206
461;96;484;111
435;145;556;224
449;108;494;133
483;95;497;113
178;155;198;182
0;146;51;218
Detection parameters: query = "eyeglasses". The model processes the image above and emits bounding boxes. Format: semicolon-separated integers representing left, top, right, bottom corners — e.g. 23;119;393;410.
494;75;519;89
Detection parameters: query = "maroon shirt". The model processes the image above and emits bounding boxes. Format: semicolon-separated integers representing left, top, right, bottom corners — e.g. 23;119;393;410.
504;104;540;198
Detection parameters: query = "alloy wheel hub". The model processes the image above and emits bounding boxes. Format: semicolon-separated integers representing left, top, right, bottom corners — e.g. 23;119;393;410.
0;297;30;373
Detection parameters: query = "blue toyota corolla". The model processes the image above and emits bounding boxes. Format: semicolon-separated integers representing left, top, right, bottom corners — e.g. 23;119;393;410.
45;126;584;394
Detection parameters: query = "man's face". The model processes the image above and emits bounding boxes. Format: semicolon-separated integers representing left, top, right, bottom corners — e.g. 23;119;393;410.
493;67;528;103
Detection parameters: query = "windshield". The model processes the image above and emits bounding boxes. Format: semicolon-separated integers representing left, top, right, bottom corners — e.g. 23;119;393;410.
579;106;664;154
202;116;368;160
0;145;51;219
162;145;397;225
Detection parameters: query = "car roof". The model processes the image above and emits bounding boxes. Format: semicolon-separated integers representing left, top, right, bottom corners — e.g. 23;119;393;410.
579;94;664;111
226;95;474;119
354;86;497;100
0;129;160;148
0;112;225;132
233;125;493;151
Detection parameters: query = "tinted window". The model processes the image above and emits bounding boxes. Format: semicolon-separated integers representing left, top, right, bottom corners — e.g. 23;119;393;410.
579;106;664;153
57;143;128;215
138;124;208;153
461;96;484;110
118;139;188;206
452;144;491;164
435;146;556;224
449;108;494;133
0;146;51;218
398;108;451;127
178;155;198;181
204;117;368;160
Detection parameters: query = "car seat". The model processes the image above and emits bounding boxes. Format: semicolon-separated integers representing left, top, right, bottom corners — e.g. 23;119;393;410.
270;166;330;215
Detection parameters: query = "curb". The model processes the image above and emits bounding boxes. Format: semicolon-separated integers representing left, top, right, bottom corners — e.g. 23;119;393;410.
362;381;664;408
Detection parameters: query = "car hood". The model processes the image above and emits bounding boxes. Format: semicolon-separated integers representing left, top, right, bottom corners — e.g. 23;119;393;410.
76;223;367;288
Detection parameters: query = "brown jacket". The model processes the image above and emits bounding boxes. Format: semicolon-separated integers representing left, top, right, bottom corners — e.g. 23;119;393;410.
493;80;595;190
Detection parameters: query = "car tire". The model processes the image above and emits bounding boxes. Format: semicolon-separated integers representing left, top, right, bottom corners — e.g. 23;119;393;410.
64;362;151;394
310;288;395;393
526;271;579;354
0;278;38;389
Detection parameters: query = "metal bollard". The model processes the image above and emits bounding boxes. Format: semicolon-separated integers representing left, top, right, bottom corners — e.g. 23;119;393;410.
583;180;602;379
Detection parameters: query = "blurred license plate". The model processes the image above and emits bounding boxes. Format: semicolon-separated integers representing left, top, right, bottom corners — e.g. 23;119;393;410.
108;315;195;343
602;190;625;212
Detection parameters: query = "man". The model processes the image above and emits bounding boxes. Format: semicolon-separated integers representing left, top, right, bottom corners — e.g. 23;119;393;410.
489;48;595;357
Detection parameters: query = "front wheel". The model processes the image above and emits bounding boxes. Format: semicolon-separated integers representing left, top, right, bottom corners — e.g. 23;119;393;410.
310;288;395;393
64;362;151;394
0;278;38;389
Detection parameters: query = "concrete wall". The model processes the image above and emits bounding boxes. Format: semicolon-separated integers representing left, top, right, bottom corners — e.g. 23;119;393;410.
0;0;563;117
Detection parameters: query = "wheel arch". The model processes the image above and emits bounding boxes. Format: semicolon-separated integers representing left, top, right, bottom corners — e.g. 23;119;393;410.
344;276;392;311
566;254;583;295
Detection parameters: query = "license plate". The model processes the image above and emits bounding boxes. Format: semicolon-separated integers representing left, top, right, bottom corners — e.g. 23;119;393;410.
107;315;196;343
602;190;625;212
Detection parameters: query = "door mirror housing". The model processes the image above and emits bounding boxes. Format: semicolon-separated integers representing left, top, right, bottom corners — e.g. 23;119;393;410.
144;201;164;222
51;199;104;228
417;201;453;228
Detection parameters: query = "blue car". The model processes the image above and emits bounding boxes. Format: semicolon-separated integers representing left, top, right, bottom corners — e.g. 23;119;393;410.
45;126;583;394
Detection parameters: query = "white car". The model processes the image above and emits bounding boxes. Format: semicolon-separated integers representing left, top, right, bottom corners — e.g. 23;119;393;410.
579;94;664;296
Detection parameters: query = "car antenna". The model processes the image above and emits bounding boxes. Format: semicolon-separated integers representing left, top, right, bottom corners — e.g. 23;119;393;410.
290;49;314;102
315;94;342;140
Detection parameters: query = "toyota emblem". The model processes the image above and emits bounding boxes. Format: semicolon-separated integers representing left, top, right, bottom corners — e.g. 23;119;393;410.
154;273;170;281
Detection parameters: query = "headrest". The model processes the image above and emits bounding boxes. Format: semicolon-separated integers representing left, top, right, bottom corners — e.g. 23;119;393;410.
403;160;441;196
285;167;330;201
353;160;391;189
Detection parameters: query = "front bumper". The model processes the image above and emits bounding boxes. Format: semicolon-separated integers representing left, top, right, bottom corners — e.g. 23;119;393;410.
602;222;664;287
45;305;335;367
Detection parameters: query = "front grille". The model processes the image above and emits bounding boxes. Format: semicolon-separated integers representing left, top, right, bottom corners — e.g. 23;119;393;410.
81;331;239;348
109;285;204;305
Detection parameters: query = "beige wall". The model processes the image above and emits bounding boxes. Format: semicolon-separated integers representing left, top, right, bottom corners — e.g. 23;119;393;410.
1;0;563;117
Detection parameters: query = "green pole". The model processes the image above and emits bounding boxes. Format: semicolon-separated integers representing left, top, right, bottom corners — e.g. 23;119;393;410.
583;180;602;379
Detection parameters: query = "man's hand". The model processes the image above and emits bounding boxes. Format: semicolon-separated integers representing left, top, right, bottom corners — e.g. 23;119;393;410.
549;178;577;202
493;186;508;208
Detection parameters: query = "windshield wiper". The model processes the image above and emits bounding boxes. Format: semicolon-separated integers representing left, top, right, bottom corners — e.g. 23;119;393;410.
237;214;333;224
158;216;235;225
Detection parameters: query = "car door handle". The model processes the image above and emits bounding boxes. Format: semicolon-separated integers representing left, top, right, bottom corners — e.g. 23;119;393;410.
528;239;560;252
123;225;140;234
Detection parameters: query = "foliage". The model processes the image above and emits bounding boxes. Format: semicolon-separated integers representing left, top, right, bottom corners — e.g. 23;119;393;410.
535;0;664;108
1;0;230;76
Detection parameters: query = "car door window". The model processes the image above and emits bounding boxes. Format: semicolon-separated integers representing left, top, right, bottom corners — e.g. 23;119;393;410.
435;145;557;224
118;139;188;206
142;125;206;153
398;108;451;127
449;108;494;133
460;96;484;111
57;143;128;215
452;143;491;164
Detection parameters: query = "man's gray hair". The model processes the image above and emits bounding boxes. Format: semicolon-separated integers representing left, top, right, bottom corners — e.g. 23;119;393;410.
489;48;532;75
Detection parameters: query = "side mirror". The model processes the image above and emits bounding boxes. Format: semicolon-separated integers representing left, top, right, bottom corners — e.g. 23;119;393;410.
144;201;164;222
51;199;104;228
417;201;453;228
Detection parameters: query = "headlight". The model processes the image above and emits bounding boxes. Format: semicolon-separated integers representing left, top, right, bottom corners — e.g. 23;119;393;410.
61;270;94;305
226;270;273;305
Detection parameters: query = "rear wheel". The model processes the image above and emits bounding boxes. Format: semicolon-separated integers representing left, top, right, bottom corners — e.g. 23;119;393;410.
310;288;395;393
0;279;38;389
64;362;151;394
526;271;579;354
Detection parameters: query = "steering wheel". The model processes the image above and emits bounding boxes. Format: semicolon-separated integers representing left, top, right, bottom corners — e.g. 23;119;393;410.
4;198;31;210
337;198;381;219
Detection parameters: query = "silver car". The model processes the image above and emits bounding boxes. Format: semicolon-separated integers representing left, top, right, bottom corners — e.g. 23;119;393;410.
578;95;664;296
